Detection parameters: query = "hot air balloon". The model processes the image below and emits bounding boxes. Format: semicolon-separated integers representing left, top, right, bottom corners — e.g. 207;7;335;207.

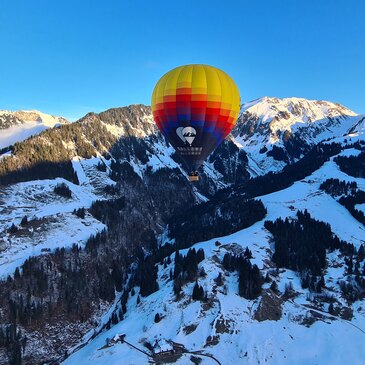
151;64;240;182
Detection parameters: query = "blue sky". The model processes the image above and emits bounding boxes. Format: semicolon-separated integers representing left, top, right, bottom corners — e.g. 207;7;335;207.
0;0;364;120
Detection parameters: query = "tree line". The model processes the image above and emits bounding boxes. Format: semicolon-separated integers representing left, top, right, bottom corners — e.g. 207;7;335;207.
212;142;362;202
168;197;267;248
0;116;115;185
222;251;262;299
334;147;365;178
265;209;365;300
320;178;365;227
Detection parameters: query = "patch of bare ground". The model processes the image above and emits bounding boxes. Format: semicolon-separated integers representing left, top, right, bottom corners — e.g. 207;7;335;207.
254;289;283;322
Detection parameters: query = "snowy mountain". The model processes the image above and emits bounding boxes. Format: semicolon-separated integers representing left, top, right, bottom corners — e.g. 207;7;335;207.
347;115;365;136
0;104;249;195
0;109;69;149
233;97;363;174
1;97;365;364
62;146;365;365
235;97;357;145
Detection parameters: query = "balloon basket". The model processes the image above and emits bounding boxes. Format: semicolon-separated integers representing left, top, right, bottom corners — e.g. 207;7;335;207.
188;175;199;182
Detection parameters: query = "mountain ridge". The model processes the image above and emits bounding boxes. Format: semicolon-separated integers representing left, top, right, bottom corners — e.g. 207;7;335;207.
0;109;69;150
0;109;69;129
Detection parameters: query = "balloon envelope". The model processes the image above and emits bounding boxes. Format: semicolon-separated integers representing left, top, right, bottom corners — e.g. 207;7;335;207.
151;64;240;175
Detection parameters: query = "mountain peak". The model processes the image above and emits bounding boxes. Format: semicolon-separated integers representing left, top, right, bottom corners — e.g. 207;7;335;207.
233;96;362;174
236;96;358;143
242;96;357;118
77;104;156;139
0;109;69;149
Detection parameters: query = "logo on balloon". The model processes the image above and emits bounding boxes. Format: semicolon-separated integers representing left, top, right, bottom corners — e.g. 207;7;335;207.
176;127;196;146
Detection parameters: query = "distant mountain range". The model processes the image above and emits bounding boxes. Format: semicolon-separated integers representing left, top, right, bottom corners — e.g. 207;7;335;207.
2;97;364;175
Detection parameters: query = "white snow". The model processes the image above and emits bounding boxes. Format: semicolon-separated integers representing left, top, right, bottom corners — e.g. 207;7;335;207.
356;204;365;214
0;176;110;277
147;144;180;173
72;157;89;185
0;110;68;149
0;212;105;278
233;97;362;175
0;178;98;223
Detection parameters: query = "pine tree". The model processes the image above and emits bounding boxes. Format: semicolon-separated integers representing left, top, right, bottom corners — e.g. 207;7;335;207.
9;223;18;234
214;272;224;286
244;247;253;259
270;280;279;294
192;282;204;300
111;313;119;324
223;253;233;271
358;244;365;261
20;216;28;226
154;313;161;323
197;249;205;262
199;267;207;277
14;268;21;280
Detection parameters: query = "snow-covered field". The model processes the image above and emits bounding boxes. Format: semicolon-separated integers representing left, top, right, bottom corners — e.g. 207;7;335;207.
0;174;108;278
71;156;116;190
0;178;99;225
0;212;105;278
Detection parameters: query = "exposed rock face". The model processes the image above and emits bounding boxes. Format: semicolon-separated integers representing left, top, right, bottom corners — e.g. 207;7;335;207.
0;111;23;129
254;289;283;322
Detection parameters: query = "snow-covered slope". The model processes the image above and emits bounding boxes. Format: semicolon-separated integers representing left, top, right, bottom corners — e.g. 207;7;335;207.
1;98;365;365
235;96;357;146
233;97;362;174
0;109;68;149
0;150;119;278
1;99;363;279
62;147;365;365
0;177;108;278
78;99;365;183
347;115;365;137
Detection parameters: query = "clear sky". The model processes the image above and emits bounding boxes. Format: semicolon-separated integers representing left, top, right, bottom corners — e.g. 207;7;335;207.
0;0;364;120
